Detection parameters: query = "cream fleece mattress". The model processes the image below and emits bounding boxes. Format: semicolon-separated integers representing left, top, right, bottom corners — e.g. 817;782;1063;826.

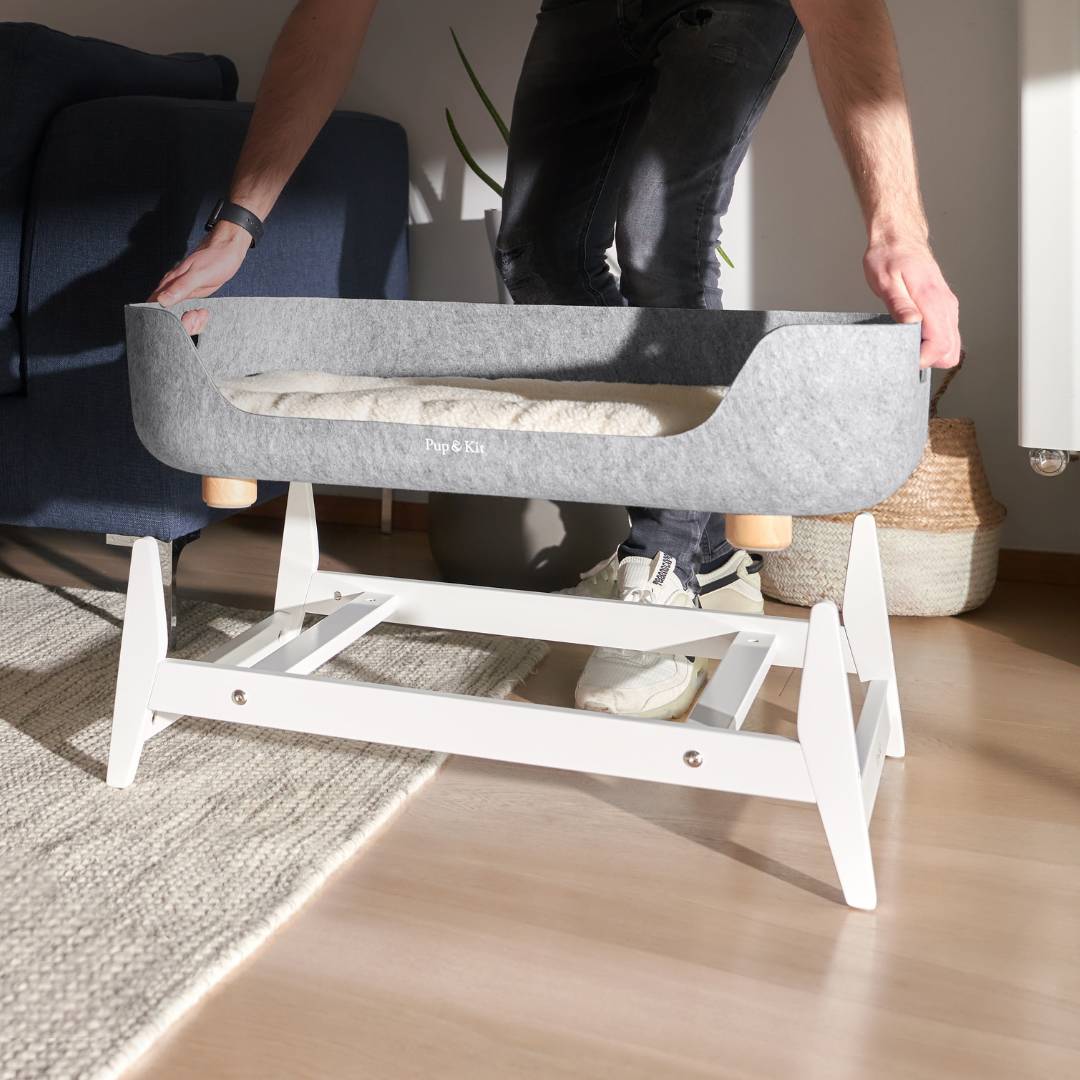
218;370;729;437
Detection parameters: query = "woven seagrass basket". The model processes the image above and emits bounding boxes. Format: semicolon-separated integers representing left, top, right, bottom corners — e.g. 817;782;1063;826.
761;357;1007;616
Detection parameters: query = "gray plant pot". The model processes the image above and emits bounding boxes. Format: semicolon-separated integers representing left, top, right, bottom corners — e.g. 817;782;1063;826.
429;493;630;591
484;208;513;306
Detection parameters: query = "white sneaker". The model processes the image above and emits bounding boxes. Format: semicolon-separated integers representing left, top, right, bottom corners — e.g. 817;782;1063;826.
696;550;764;614
575;552;707;720
563;551;620;599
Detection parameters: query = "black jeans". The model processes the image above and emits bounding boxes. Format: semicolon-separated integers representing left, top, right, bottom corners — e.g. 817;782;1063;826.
497;0;803;585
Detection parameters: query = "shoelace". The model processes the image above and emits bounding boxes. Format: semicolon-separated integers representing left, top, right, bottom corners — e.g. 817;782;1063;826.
578;555;616;582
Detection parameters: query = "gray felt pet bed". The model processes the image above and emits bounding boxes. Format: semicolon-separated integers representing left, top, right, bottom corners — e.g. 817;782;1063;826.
124;298;927;515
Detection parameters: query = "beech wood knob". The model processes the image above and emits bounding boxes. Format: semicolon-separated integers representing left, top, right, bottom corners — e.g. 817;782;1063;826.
724;514;793;552
202;476;258;509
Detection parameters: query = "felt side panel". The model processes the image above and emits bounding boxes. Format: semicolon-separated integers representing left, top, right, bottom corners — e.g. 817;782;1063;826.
166;298;892;385
126;302;926;516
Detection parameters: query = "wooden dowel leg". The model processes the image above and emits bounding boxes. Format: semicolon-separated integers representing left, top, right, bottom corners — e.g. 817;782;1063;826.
725;514;793;552
203;476;258;509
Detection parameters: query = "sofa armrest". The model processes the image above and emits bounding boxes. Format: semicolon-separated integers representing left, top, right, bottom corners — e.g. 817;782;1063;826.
2;95;408;541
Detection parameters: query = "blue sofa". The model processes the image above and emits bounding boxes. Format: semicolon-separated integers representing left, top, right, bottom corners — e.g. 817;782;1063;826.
0;24;409;543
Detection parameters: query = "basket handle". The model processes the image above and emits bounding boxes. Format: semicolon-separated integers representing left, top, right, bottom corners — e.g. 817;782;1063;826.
929;350;965;419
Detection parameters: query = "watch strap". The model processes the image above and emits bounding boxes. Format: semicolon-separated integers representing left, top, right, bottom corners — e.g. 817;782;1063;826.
205;199;265;248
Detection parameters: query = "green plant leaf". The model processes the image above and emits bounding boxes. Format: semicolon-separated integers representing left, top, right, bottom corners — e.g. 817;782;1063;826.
715;243;735;270
450;27;510;144
446;108;505;197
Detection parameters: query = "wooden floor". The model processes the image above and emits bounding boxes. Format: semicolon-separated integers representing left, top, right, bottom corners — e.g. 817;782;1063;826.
1;520;1078;1079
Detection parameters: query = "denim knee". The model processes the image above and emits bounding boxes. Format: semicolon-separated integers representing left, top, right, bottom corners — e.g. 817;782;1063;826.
620;267;713;309
618;246;723;309
495;236;621;307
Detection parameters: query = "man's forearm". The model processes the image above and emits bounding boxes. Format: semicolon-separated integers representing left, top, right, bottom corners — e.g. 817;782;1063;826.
789;0;960;367
792;0;927;247
228;0;379;222
150;0;378;327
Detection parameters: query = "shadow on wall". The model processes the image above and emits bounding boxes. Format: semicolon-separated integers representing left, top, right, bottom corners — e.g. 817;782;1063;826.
748;46;874;315
407;164;503;303
351;2;536;304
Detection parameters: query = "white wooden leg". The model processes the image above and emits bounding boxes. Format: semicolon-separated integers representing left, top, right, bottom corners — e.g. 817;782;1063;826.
843;513;905;758
882;680;903;759
275;482;319;611
798;602;877;910
107;537;169;788
270;482;320;647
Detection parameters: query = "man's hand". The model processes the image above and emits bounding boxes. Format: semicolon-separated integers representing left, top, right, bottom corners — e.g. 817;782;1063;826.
863;239;961;369
149;221;251;334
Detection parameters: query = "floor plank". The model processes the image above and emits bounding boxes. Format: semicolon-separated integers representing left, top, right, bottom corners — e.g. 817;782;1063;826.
1;520;1077;1079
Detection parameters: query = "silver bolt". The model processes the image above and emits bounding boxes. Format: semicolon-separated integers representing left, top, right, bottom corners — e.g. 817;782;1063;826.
231;689;247;706
683;750;703;768
333;591;342;600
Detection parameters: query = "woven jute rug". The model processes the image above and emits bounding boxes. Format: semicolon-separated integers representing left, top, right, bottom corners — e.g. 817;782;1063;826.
0;578;546;1080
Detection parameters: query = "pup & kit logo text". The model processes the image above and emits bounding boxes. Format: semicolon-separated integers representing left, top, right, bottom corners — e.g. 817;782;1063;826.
425;437;486;456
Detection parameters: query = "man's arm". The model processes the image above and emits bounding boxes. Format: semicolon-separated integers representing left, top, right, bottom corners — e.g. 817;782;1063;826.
151;0;379;333
791;0;960;368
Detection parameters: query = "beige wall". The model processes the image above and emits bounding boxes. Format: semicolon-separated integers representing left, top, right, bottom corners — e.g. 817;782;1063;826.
13;0;1080;551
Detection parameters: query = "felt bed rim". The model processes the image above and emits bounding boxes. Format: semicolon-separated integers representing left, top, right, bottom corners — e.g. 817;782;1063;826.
123;299;928;516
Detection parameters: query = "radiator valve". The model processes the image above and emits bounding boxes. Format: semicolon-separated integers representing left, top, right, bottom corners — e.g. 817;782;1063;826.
1028;448;1070;477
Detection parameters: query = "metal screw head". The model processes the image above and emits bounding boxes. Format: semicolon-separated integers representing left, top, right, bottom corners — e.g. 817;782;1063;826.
683;750;703;768
231;689;247;706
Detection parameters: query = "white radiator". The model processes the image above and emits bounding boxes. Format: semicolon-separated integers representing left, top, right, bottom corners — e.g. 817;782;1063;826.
1020;0;1080;476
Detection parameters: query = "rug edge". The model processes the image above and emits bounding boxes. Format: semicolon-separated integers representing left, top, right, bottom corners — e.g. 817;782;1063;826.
91;637;549;1080
90;753;444;1080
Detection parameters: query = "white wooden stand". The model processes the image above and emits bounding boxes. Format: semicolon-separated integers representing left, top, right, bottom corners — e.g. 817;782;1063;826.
108;483;903;910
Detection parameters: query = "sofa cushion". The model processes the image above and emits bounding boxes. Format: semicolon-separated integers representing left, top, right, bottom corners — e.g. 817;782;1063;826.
0;22;237;394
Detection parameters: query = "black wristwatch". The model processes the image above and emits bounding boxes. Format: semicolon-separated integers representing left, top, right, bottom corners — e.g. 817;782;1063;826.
205;199;265;248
